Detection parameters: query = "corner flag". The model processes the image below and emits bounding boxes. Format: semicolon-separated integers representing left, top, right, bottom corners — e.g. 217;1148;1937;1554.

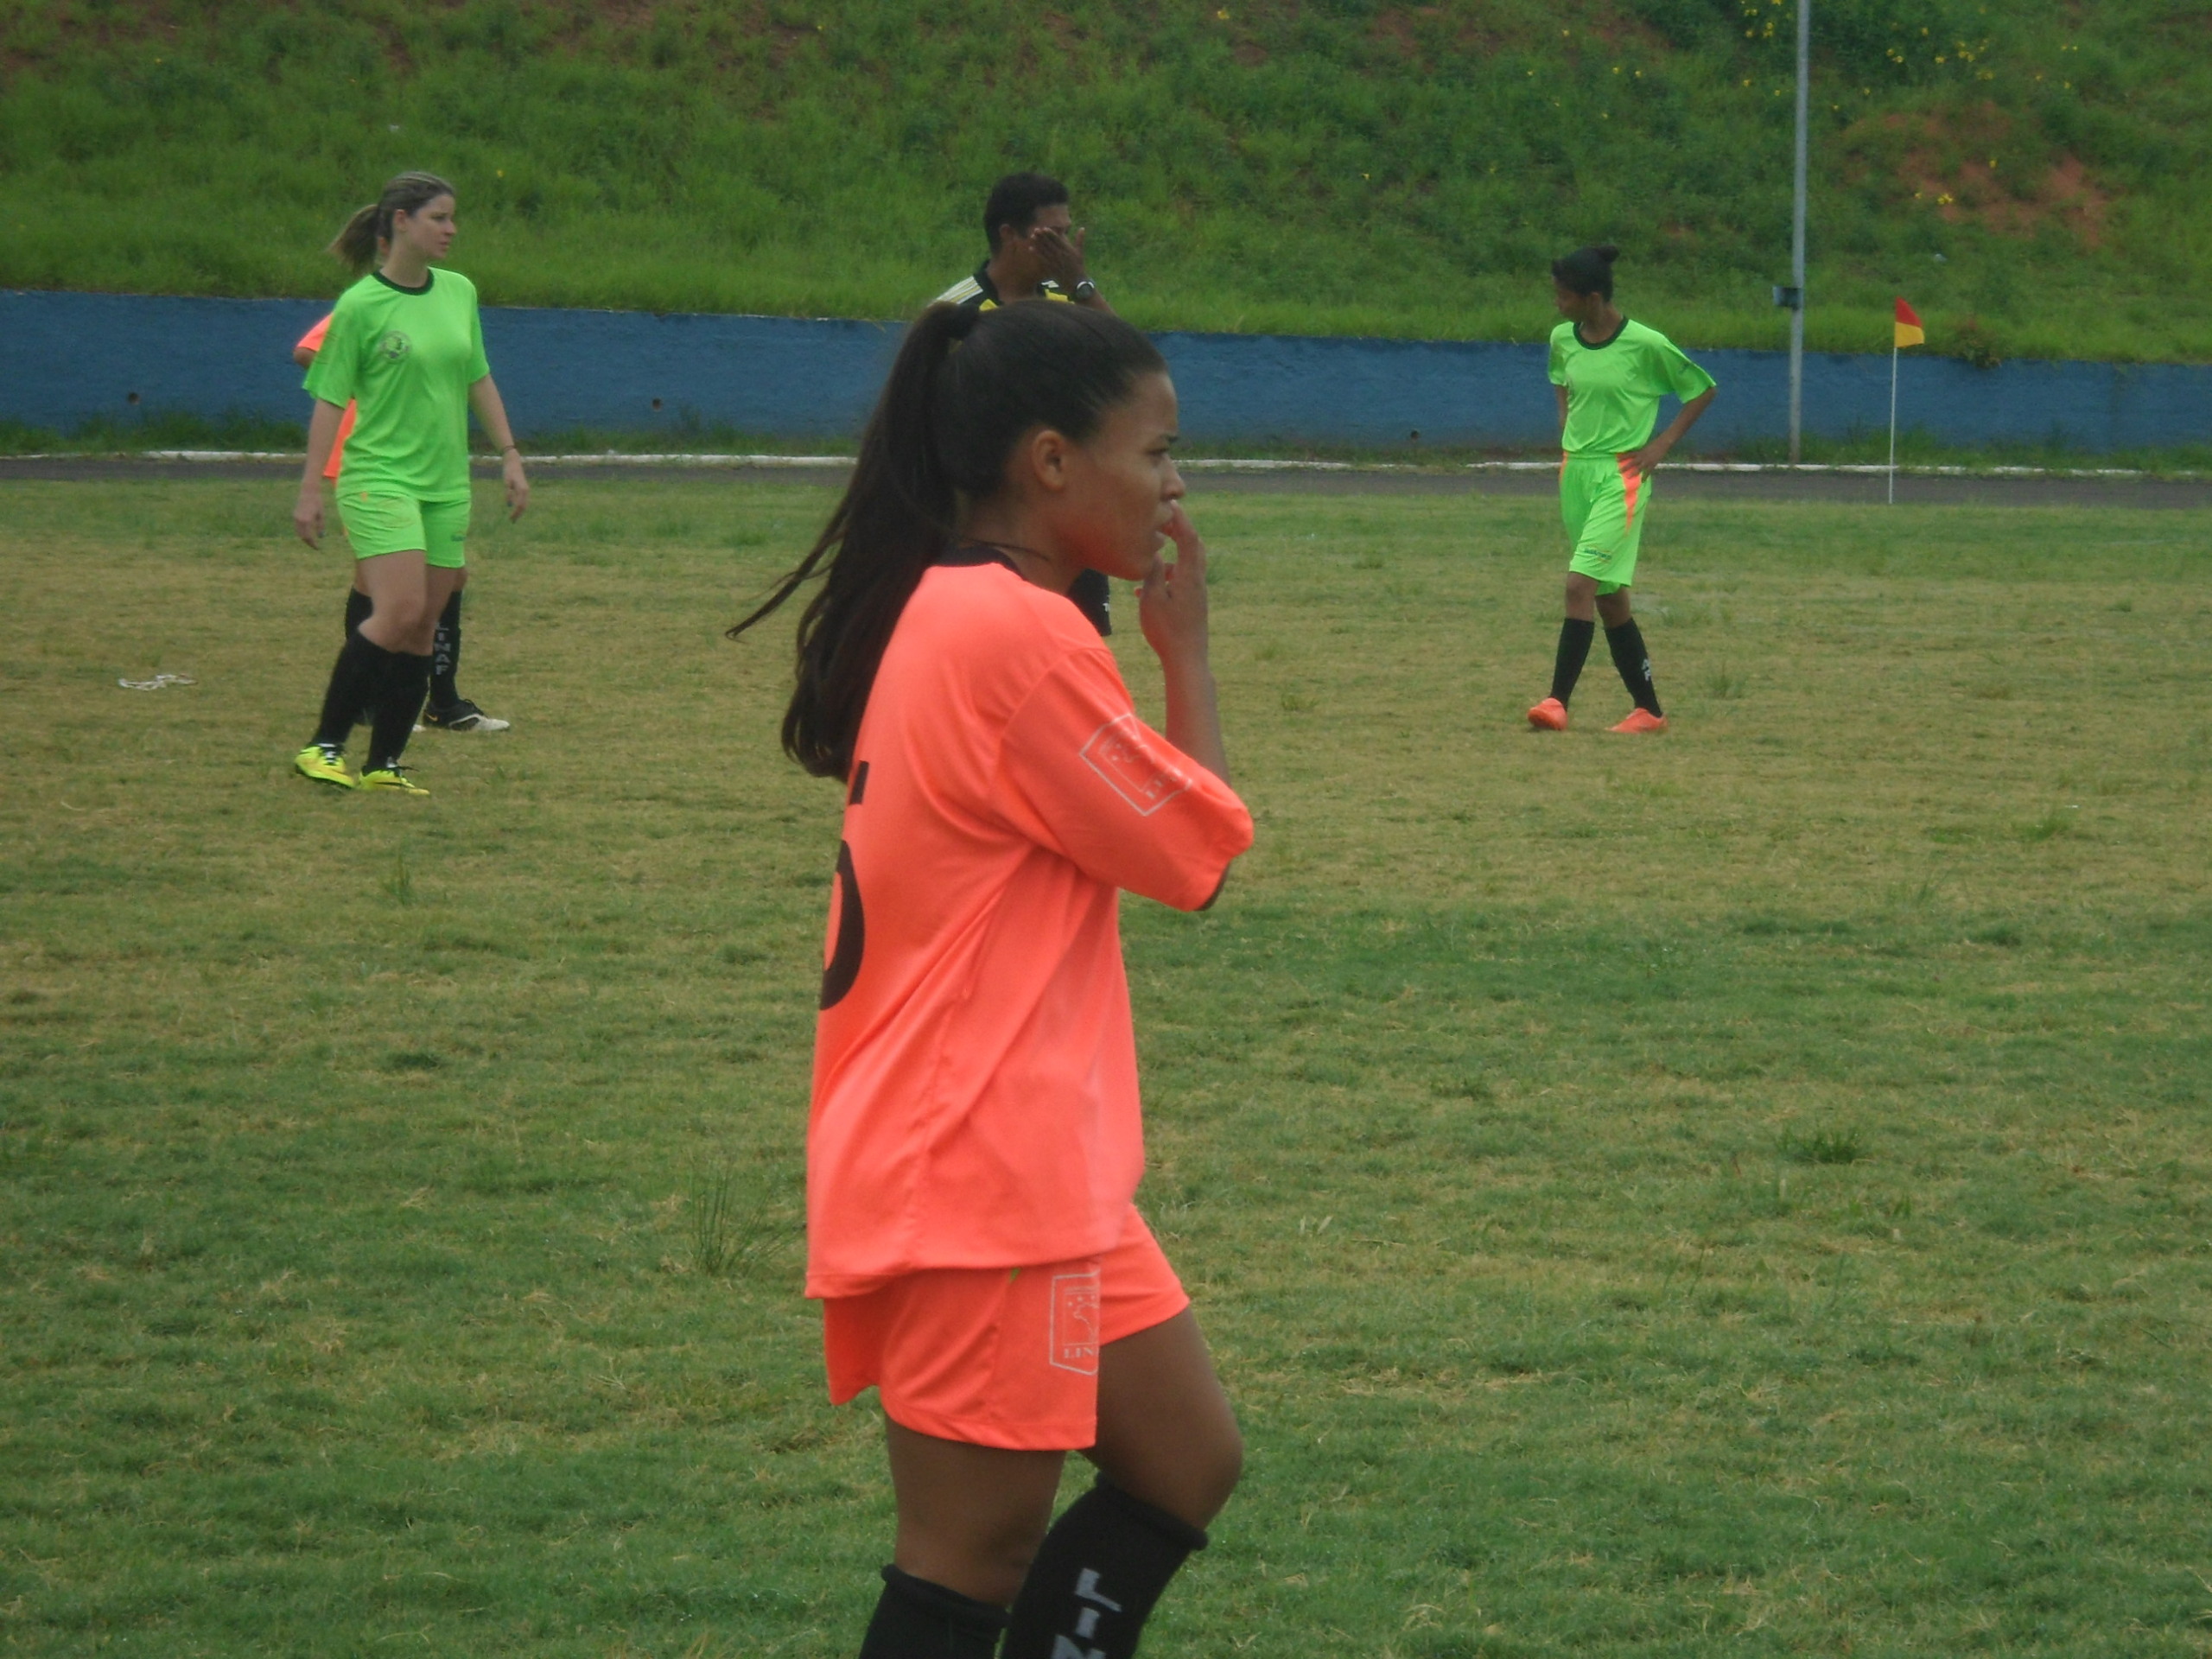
1888;297;1924;503
1894;297;1925;349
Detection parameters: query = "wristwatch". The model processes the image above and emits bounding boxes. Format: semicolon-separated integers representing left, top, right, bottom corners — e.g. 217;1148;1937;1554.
1071;279;1099;302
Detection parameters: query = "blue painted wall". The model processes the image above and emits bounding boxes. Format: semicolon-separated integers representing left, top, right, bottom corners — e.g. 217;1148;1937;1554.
4;289;2205;452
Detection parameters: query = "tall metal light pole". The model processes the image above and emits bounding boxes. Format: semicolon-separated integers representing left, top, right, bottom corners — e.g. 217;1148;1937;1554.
1788;0;1810;464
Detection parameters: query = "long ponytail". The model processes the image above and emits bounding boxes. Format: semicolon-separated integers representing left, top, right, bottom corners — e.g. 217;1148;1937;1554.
328;171;457;273
729;303;969;779
731;300;1166;781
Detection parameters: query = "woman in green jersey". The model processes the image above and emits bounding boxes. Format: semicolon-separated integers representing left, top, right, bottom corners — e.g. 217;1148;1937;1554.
1527;245;1715;735
291;171;529;794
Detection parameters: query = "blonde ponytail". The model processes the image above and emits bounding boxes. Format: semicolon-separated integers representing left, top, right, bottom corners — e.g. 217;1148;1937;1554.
327;172;456;274
327;203;381;272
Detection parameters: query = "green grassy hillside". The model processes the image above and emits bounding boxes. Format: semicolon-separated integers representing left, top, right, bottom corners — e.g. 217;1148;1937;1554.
3;0;2209;360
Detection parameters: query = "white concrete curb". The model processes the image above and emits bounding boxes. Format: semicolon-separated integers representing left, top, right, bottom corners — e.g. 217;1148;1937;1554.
4;451;2200;481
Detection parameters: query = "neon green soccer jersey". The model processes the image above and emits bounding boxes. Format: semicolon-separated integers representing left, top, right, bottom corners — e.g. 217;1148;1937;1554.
1547;318;1716;458
302;270;491;498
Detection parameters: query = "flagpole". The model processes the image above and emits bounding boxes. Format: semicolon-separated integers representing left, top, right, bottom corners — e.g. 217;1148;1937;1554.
1788;0;1811;465
1887;341;1899;505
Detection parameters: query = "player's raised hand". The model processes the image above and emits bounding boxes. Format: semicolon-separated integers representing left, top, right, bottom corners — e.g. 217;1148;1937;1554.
1140;503;1211;667
1031;223;1090;289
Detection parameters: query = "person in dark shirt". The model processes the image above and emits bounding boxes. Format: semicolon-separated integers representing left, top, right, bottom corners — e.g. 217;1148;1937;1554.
935;172;1118;635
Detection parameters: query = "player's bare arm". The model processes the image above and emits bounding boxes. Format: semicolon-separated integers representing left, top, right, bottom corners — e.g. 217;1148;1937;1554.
1144;504;1227;785
467;375;531;521
1629;385;1716;479
293;398;346;548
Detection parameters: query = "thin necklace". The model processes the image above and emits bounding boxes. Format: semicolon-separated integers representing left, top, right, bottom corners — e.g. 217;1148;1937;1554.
962;537;1050;563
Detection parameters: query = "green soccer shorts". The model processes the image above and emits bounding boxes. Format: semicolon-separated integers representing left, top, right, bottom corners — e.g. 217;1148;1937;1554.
337;491;472;568
1560;453;1649;595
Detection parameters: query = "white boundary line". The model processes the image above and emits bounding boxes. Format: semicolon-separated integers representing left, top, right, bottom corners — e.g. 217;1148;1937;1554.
2;450;2201;480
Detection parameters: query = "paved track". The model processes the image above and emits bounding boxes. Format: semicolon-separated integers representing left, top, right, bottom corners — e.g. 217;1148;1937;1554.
6;455;2210;509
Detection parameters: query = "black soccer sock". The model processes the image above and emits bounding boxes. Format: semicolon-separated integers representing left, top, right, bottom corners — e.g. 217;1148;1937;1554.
429;589;462;709
340;590;378;728
1605;619;1662;715
366;648;433;772
1001;1479;1208;1659
312;631;390;753
1550;617;1596;706
1070;568;1113;637
857;1565;1007;1659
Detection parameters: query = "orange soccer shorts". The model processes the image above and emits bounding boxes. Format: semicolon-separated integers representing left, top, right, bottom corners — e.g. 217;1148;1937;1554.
822;1205;1190;1451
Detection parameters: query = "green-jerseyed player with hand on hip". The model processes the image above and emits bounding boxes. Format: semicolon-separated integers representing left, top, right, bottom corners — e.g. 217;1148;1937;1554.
1527;244;1716;735
291;171;529;796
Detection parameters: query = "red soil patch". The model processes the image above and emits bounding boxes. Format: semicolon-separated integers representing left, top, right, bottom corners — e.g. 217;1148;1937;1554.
1366;3;1556;64
1845;103;2112;248
0;2;183;75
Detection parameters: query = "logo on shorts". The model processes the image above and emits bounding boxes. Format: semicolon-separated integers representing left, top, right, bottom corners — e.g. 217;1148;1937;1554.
1049;1270;1102;1375
377;330;413;362
1080;715;1191;817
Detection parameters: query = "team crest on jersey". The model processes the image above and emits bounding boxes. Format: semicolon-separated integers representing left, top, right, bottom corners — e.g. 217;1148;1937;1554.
1048;1270;1102;1375
378;330;413;361
1080;715;1191;817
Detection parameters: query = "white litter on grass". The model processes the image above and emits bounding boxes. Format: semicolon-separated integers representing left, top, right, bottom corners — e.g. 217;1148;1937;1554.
118;673;196;691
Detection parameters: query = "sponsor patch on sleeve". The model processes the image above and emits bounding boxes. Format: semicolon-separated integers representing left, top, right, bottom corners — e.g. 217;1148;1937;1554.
1080;715;1192;817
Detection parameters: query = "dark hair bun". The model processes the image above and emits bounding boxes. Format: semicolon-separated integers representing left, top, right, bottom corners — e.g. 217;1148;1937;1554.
1550;243;1622;300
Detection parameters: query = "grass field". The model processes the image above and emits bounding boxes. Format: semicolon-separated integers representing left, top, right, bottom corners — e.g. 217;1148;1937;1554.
15;411;2212;479
4;0;2211;361
4;476;2210;1657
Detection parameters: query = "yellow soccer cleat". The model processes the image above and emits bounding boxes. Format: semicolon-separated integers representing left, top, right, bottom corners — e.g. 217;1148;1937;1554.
295;743;356;789
358;766;430;796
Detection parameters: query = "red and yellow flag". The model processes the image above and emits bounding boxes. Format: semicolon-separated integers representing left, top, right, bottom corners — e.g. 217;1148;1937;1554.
1894;296;1925;348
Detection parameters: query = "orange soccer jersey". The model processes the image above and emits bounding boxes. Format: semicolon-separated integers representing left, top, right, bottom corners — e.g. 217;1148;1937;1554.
804;551;1254;1298
295;315;358;480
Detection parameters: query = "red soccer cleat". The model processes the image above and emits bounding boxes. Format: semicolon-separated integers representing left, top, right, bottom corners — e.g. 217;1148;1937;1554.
1527;697;1569;731
1610;709;1669;734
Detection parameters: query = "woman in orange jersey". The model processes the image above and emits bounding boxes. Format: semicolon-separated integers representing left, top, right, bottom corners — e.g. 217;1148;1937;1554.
733;301;1253;1659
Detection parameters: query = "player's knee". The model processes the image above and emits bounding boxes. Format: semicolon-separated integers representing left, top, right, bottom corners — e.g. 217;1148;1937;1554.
899;1510;1048;1609
897;1546;1028;1610
1154;1420;1243;1528
974;1523;1047;1605
374;594;429;637
1196;1421;1244;1520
